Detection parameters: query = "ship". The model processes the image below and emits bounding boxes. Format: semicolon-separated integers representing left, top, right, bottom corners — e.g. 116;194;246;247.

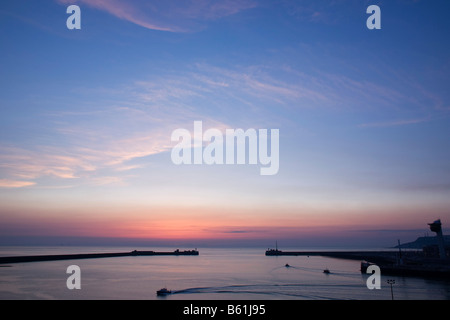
156;288;172;296
265;241;282;256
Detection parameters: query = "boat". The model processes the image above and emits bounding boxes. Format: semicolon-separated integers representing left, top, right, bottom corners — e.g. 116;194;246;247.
285;263;290;267
360;261;374;273
265;241;283;256
323;268;330;274
265;248;283;256
156;288;172;296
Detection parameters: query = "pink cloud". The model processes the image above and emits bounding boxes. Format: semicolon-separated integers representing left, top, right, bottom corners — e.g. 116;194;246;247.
0;179;35;188
56;0;257;32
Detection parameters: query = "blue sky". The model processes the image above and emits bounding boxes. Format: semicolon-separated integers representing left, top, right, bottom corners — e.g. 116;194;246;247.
1;0;449;247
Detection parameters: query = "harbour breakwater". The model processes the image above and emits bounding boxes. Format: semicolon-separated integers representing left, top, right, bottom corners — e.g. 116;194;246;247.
265;249;450;279
265;249;400;263
0;249;199;264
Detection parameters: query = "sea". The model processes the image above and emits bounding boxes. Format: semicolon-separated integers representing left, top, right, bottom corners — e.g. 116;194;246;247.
1;246;450;300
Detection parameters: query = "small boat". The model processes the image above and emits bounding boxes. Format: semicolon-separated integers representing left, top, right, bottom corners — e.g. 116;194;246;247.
323;268;330;274
360;261;374;273
156;288;172;296
285;263;290;268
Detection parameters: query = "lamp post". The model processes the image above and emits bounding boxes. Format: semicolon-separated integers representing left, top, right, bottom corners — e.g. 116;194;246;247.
387;279;395;300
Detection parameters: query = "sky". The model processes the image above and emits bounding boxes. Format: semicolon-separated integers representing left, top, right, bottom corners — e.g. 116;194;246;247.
1;0;450;248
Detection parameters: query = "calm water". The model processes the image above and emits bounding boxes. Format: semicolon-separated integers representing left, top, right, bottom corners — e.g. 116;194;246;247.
0;246;449;300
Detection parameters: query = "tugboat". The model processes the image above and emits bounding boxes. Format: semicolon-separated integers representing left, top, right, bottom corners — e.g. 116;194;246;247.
156;288;172;296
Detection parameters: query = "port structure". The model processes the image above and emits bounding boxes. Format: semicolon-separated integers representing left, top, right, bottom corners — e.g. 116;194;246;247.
428;219;447;259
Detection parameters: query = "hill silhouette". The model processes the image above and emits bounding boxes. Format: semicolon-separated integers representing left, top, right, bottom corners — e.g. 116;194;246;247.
396;235;450;249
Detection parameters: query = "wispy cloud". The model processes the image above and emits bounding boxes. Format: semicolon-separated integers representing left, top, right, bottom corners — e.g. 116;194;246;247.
0;179;35;188
358;118;429;128
280;0;361;24
1;58;445;188
0;122;175;188
0;71;233;188
0;146;89;180
56;0;257;32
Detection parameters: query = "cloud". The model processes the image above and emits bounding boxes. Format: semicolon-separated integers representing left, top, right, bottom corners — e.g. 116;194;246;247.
0;146;87;181
0;125;174;188
0;179;35;188
185;63;333;110
0;71;233;188
358;118;429;128
56;0;257;32
2;58;445;188
219;229;262;234
280;0;361;24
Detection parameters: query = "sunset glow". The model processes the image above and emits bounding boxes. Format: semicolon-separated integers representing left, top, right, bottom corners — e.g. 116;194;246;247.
1;0;450;248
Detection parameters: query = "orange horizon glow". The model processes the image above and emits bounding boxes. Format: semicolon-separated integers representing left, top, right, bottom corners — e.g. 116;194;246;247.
1;203;446;242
